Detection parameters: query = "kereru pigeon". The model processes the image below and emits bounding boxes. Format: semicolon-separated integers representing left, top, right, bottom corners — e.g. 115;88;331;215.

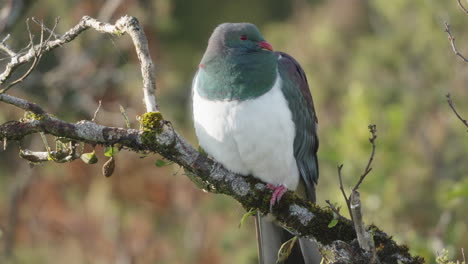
192;23;320;264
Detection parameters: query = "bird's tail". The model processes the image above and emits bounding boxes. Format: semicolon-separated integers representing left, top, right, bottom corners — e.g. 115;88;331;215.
255;213;321;264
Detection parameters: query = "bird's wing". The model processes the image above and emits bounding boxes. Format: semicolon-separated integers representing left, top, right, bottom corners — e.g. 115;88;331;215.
276;52;319;201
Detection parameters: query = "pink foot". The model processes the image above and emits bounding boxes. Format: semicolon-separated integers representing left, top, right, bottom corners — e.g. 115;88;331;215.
267;184;287;211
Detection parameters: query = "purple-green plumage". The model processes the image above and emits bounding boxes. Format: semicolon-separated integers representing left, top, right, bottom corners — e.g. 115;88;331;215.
192;23;320;264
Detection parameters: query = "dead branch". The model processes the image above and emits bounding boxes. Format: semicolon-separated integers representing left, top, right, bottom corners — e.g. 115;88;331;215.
336;124;377;223
0;15;158;111
335;124;378;255
457;0;468;14
444;22;468;63
337;164;353;222
446;93;468;131
325;200;348;222
350;190;378;263
353;124;377;192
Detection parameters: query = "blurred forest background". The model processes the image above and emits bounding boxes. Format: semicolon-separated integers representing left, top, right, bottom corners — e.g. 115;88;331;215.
0;0;467;263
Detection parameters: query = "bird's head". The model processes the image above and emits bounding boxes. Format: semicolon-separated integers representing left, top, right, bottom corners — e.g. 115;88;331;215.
205;23;273;57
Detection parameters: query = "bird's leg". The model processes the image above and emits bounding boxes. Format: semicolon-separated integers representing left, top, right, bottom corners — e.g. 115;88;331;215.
267;184;287;211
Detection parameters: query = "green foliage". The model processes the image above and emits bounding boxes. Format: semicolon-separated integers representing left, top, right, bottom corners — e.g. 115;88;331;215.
238;208;257;228
328;218;338;228
276;236;298;264
80;151;98;164
141;112;164;133
446;179;468;201
155;159;173;167
436;249;466;264
104;146;118;157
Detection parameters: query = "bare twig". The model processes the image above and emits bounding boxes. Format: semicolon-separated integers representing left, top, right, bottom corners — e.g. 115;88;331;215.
325;200;348;221
32;17;61;39
457;0;468;14
337;164;353;222
92;100;102;122
447;93;468;131
353;124;377;192
0;19;46;93
0;15;158;112
0;34;16;57
119;104;131;128
336;124;378;252
444;22;468;63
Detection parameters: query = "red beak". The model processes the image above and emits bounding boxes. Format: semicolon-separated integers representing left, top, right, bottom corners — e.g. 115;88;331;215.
258;41;273;51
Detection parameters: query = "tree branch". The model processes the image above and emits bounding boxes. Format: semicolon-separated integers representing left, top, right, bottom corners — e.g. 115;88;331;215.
457;0;468;14
444;22;468;63
0;95;423;263
446;93;468;131
0;15;158;111
353;124;377;192
0;16;424;264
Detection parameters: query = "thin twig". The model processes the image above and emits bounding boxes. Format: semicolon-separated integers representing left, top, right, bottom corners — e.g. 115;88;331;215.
1;34;10;44
40;132;51;153
457;0;468;14
119;104;131;128
325;200;348;221
337;125;377;228
0;18;46;94
0;15;159;112
92;100;102;122
0;34;16;57
32;17;61;39
337;164;353;222
353;124;377;191
447;93;468;131
444;22;468;63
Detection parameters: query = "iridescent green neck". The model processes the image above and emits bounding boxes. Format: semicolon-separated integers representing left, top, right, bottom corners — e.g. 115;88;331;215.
196;52;277;101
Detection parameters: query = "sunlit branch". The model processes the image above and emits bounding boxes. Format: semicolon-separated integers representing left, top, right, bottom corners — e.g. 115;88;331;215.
444;22;468;63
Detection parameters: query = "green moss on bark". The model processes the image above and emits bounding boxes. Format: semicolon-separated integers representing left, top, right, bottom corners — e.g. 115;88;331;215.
141;111;164;133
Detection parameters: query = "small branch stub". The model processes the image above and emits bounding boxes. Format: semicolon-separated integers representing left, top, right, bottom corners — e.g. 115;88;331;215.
350;191;376;257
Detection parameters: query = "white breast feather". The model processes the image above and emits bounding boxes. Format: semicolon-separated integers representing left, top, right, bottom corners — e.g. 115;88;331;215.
192;72;299;190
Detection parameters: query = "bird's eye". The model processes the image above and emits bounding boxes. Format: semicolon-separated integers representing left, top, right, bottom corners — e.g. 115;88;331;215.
240;35;247;40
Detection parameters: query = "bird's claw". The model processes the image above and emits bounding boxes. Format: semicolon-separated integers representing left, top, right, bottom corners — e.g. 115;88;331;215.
267;184;287;211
